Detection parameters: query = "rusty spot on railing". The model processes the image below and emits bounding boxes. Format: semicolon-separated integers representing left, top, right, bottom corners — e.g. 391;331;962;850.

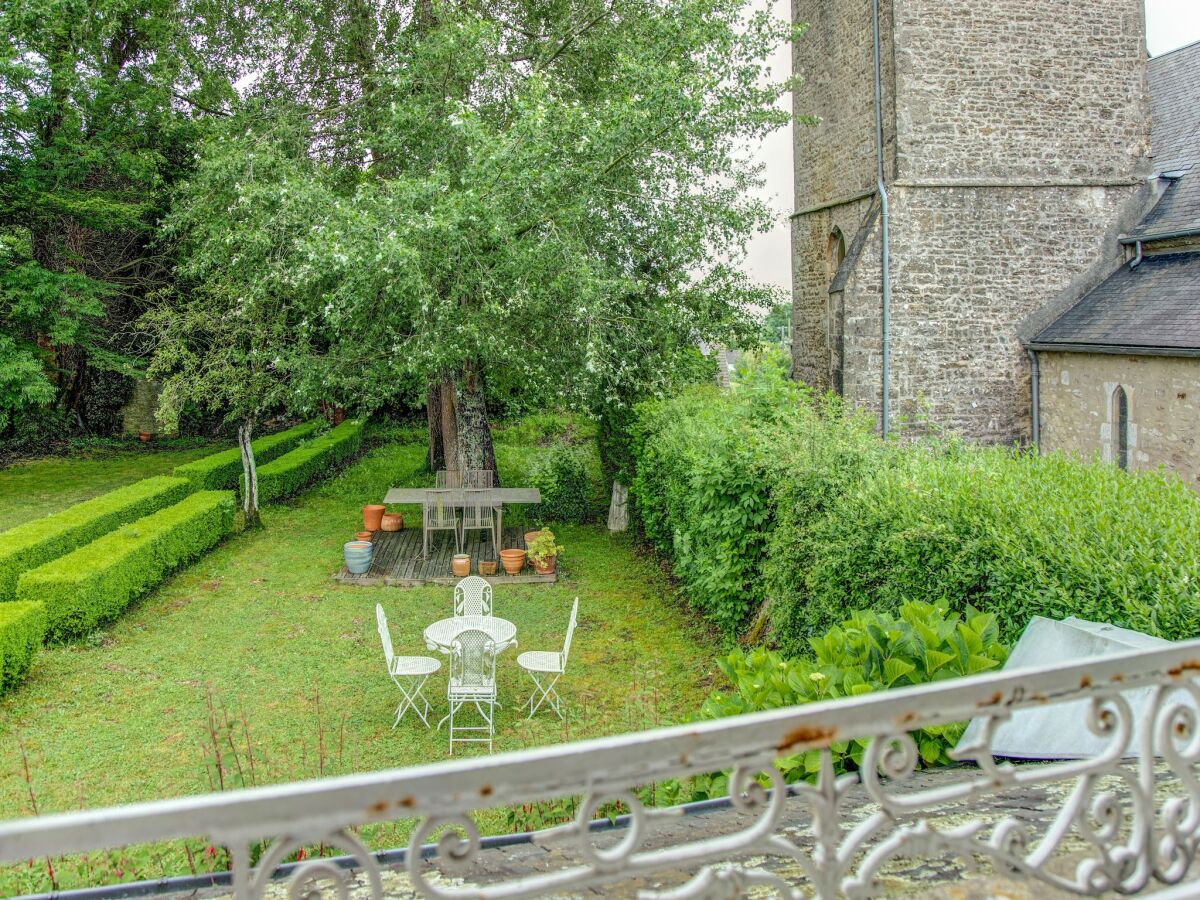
897;711;917;726
1168;660;1200;676
778;725;836;751
1111;673;1124;683
368;801;388;815
1080;676;1092;689
399;796;416;808
680;753;690;766
977;691;1002;708
480;785;493;797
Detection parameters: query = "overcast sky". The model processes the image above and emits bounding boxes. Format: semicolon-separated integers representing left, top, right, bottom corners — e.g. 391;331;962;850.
743;0;1200;296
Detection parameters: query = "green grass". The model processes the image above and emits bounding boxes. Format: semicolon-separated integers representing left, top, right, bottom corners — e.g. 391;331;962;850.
0;441;221;532
0;431;720;894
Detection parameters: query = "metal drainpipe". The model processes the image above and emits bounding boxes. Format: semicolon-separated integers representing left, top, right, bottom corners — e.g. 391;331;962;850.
872;0;891;438
1027;349;1040;452
1130;239;1144;268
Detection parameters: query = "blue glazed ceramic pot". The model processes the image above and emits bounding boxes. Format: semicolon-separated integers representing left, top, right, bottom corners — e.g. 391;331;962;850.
344;540;373;575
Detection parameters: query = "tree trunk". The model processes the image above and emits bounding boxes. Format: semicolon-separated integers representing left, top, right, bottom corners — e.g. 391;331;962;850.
426;381;445;472
438;372;459;472
453;363;498;484
237;419;261;529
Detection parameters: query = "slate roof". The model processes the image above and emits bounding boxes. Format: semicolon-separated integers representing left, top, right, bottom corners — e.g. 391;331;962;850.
1127;40;1200;240
1031;252;1200;353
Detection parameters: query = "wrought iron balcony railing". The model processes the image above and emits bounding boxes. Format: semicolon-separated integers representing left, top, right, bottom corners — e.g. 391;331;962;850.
3;639;1200;898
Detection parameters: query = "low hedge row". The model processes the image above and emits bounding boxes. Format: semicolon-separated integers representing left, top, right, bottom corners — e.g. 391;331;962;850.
257;419;365;502
16;491;236;642
172;420;323;490
0;602;46;691
0;475;194;602
628;356;1200;649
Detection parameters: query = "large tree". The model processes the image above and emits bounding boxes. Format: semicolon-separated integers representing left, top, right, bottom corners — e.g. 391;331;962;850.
0;0;254;436
158;0;793;475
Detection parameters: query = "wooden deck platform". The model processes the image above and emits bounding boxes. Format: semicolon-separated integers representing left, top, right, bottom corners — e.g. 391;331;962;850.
334;526;556;587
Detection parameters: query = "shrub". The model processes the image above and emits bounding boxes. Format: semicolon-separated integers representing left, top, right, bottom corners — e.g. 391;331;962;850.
530;442;592;524
699;600;1009;780
257;419;365;503
629;360;830;637
0;475;194;601
16;491;236;642
791;446;1200;646
173;420;323;490
0;602;46;691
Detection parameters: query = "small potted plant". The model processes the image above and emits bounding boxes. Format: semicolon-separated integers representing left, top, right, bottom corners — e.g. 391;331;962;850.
527;529;563;575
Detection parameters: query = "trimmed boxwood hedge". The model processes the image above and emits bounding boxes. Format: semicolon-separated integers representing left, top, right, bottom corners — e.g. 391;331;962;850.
0;601;46;691
16;491;236;642
0;475;194;602
172;420;323;490
258;420;365;502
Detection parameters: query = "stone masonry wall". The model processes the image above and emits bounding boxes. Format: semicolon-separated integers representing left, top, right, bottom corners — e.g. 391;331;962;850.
885;184;1143;441
790;197;876;391
791;0;894;211
1039;351;1200;489
892;0;1150;182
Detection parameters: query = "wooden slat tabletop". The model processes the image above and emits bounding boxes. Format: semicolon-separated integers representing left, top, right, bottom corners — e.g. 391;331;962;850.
382;487;541;505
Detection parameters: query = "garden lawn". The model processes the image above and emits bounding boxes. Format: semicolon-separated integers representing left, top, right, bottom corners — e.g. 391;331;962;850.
0;441;220;532
0;432;720;895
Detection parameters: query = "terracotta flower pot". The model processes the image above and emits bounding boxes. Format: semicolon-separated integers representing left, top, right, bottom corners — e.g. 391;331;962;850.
524;530;544;548
138;431;152;443
381;513;403;532
362;504;386;531
451;554;471;577
355;531;373;541
499;548;527;575
533;554;557;575
478;560;497;576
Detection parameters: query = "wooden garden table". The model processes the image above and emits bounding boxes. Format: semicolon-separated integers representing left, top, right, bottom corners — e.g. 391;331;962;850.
381;488;542;554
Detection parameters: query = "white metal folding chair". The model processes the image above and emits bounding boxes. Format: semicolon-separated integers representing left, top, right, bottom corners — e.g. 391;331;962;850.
423;489;461;558
436;469;463;488
518;597;578;720
375;604;440;728
444;628;498;753
460;488;498;559
453;575;493;617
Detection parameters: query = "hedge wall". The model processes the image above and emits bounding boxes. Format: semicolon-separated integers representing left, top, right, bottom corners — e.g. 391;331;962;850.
629;357;1200;649
172;420;323;490
16;491;236;642
257;420;364;503
0;475;194;602
0;601;46;691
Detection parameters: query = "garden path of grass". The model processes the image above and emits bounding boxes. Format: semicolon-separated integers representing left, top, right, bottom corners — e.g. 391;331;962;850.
0;435;721;894
0;440;221;532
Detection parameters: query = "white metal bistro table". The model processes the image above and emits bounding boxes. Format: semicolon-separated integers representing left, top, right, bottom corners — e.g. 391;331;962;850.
423;615;517;655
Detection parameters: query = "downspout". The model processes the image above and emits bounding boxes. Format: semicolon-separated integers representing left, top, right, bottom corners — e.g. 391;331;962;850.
1130;239;1144;268
872;0;891;437
1027;349;1040;452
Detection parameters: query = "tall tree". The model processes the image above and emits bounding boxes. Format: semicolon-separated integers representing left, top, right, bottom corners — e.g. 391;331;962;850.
0;0;251;435
159;0;793;476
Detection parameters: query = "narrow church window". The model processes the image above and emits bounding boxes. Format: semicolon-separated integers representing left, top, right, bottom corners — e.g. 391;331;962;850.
1114;385;1129;470
827;230;846;283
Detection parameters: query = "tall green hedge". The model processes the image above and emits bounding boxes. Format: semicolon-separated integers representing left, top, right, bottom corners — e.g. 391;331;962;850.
16;491;236;642
629;357;1200;649
172;420;323;490
0;475;194;601
0;602;46;691
257;420;364;502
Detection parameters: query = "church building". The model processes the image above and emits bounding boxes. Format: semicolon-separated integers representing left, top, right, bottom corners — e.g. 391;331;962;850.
789;1;1200;486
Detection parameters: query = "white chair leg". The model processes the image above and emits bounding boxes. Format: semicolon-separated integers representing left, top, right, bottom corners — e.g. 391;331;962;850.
526;671;563;719
392;674;433;729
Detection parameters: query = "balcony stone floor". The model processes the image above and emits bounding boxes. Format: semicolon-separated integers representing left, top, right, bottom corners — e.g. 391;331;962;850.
152;762;1198;899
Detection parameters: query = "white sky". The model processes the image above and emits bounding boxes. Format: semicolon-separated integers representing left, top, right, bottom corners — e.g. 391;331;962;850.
743;0;1200;295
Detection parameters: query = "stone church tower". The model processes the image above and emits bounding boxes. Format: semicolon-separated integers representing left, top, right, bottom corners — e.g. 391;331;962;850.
790;0;1153;441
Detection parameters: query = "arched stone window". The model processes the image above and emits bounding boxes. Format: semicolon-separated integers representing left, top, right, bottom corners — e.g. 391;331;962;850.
827;229;846;284
1114;385;1129;470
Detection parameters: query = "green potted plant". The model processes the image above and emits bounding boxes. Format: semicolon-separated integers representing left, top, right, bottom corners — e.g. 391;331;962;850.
527;529;564;575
